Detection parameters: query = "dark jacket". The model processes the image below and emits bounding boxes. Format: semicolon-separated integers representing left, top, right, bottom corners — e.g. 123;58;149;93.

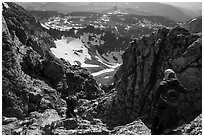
153;79;187;108
61;96;76;111
151;79;189;133
61;96;77;118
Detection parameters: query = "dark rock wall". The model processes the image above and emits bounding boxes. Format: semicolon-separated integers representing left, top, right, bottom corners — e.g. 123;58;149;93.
99;26;201;127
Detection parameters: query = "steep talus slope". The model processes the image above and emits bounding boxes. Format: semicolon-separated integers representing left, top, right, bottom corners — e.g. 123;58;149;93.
2;2;103;120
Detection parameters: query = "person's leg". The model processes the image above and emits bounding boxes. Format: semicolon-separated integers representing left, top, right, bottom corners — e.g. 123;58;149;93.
156;122;164;135
151;115;159;135
66;110;72;118
155;119;164;135
70;110;77;121
71;110;76;117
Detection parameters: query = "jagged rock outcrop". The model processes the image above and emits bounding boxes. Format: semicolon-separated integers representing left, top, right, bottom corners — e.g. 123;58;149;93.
98;26;202;127
2;2;103;120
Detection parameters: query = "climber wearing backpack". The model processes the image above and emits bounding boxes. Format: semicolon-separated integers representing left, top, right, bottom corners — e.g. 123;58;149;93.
61;95;78;120
151;69;189;135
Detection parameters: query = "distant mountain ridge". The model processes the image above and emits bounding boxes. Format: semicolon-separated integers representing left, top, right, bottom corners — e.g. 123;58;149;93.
17;2;201;22
162;2;202;19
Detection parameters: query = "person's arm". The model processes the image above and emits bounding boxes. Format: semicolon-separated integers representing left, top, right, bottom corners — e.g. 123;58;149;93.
171;79;189;94
179;85;188;94
177;81;189;94
152;82;163;108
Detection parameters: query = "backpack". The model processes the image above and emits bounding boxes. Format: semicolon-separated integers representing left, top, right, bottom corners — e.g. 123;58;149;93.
160;88;179;106
67;95;78;108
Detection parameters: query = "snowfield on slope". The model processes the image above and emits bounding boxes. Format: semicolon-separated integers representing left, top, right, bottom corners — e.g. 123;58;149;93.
51;38;99;67
90;50;122;76
95;50;121;68
51;37;122;81
101;51;124;64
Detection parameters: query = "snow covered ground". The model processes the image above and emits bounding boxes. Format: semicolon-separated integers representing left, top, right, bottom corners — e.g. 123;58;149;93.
3;3;10;9
51;38;99;67
51;37;122;84
101;51;124;63
95;50;121;68
91;50;121;77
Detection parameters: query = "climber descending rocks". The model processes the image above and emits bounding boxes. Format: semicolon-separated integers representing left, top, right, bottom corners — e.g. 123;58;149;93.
61;95;78;121
151;69;190;135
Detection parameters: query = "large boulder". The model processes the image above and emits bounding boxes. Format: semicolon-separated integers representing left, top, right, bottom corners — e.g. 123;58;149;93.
52;117;110;135
112;119;151;135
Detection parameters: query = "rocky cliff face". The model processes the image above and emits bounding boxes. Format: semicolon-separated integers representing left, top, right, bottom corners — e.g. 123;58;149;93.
99;26;202;127
2;2;103;119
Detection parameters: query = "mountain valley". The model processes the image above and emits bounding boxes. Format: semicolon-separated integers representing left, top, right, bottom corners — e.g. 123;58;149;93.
2;2;202;135
29;8;178;85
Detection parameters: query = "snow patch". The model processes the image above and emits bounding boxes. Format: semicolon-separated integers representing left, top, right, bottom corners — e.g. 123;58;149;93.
51;38;99;68
107;10;127;15
91;68;115;77
3;3;10;9
104;76;111;79
125;26;131;31
74;30;78;34
101;51;124;63
42;18;85;31
188;18;197;24
40;23;50;30
95;50;121;68
101;14;110;22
